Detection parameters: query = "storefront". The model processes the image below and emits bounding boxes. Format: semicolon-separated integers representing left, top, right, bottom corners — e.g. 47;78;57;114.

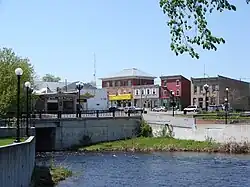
109;94;133;107
160;97;182;110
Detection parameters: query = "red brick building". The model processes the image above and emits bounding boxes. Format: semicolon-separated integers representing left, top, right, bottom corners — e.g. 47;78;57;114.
100;68;156;107
160;75;191;110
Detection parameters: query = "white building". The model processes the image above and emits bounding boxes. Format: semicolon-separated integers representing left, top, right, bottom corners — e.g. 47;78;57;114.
80;88;108;110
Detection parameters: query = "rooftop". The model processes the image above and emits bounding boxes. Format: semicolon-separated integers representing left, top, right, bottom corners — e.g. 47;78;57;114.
191;75;250;84
160;75;189;81
100;68;156;80
34;81;67;93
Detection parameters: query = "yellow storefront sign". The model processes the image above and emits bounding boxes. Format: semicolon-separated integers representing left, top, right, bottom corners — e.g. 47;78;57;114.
109;94;132;101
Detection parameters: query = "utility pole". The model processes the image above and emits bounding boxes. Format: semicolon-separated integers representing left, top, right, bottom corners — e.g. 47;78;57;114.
140;78;142;108
93;53;97;87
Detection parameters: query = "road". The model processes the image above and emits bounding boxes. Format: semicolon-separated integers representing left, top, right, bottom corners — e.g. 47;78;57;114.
143;111;195;128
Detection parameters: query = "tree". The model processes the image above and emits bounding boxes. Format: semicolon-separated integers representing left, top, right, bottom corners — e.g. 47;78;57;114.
160;0;250;59
42;74;61;82
0;48;34;116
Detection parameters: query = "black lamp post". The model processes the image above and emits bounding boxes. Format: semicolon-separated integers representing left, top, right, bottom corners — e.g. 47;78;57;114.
203;84;209;112
29;88;34;118
171;91;175;117
225;87;229;124
14;67;23;143
24;81;31;137
76;81;84;117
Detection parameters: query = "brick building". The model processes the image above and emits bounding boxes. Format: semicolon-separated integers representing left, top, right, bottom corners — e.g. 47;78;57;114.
191;75;250;110
160;75;191;110
133;84;160;108
100;68;156;107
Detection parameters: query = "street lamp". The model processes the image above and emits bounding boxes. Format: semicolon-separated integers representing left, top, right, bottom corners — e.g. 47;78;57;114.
76;81;84;117
203;84;209;112
225;87;229;124
14;67;23;143
29;87;34;118
171;91;175;117
24;81;31;137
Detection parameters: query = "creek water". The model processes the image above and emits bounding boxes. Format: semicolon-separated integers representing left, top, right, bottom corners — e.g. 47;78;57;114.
36;152;250;187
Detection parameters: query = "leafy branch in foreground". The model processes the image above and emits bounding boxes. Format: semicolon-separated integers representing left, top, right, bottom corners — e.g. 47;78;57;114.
160;0;250;59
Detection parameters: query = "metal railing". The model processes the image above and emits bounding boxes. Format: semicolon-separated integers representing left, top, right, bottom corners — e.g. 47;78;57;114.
0;110;142;127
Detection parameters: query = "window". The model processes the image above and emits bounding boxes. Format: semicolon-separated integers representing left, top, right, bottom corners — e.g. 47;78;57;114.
106;82;110;87
176;80;180;86
147;89;150;95
193;98;197;105
117;81;121;87
152;89;156;95
141;89;144;95
163;90;167;95
176;90;180;96
199;85;203;93
194;86;197;94
212;85;216;92
135;89;139;95
112;81;115;87
128;80;132;86
163;80;167;86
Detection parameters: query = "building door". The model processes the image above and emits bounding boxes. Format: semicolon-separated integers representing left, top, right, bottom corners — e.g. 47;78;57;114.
198;98;203;108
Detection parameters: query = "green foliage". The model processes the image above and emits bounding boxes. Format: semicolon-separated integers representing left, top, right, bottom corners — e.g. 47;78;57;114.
0;48;34;116
159;0;250;59
31;165;72;187
42;73;61;82
139;120;153;137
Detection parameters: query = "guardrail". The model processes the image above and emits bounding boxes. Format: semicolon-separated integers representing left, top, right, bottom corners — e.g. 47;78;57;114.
0;110;142;127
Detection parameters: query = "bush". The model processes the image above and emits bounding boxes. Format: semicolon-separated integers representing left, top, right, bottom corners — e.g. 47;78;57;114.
139;120;152;137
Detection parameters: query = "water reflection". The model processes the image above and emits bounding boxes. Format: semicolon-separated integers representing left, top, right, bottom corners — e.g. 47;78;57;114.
36;152;250;187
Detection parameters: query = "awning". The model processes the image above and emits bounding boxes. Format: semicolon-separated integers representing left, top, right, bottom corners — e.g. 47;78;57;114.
109;94;132;101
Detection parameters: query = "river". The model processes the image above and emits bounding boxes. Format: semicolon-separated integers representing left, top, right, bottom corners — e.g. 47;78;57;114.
37;152;250;187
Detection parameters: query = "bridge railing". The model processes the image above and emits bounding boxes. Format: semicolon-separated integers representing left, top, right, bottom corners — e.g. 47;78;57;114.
30;110;142;119
0;110;142;126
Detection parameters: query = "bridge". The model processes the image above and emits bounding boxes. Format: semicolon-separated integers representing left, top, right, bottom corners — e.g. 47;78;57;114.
0;110;142;151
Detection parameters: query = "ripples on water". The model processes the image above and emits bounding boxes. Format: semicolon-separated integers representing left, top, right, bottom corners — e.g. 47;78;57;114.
36;152;250;187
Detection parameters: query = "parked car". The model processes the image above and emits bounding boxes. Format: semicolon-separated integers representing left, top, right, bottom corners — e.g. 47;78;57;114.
152;106;166;112
109;106;117;112
109;106;124;112
124;106;143;113
183;105;200;113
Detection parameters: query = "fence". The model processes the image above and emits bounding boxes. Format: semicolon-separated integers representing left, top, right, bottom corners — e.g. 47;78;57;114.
0;110;142;127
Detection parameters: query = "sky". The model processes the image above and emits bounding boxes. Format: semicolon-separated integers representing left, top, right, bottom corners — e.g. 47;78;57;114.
0;0;249;87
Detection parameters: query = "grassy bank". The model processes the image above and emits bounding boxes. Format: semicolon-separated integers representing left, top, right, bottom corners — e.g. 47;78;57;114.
78;137;250;154
0;137;26;146
31;165;72;187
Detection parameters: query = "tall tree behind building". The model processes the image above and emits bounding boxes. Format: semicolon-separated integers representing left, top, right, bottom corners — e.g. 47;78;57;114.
42;74;61;82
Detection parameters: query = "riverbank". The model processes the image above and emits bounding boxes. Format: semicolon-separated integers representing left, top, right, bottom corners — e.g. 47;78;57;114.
78;137;250;154
31;165;72;187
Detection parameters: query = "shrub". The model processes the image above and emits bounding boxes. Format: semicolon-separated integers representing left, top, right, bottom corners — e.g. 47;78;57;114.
139;120;152;137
